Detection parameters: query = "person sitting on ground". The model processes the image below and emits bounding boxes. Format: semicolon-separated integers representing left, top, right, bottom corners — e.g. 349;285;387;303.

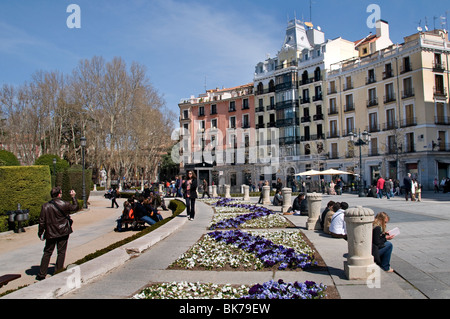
320;201;335;229
372;212;395;272
133;196;156;226
324;202;340;235
292;193;308;216
328;202;349;239
272;190;283;206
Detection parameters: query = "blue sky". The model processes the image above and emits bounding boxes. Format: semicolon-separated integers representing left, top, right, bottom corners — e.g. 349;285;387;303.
0;0;449;115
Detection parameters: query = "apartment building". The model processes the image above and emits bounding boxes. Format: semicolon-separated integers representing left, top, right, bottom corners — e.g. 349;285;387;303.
178;84;255;191
178;19;450;191
326;25;450;189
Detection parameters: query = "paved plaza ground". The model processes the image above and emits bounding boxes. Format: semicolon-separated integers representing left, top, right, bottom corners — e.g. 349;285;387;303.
1;190;449;300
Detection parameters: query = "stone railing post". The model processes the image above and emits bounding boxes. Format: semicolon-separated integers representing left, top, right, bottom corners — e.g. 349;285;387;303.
262;185;271;205
306;192;322;230
224;184;231;199
344;206;376;280
281;187;292;213
243;185;250;201
212;185;218;197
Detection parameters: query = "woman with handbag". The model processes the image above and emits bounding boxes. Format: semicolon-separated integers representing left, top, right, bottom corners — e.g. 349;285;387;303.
182;171;198;220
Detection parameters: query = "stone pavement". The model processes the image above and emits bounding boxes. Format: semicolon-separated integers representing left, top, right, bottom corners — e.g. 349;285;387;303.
1;190;449;299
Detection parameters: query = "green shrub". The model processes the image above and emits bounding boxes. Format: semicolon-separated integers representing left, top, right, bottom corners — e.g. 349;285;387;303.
0;150;20;166
0;166;52;232
55;166;92;204
34;154;70;175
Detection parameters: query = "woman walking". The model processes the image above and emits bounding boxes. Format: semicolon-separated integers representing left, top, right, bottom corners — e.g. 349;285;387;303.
182;170;198;220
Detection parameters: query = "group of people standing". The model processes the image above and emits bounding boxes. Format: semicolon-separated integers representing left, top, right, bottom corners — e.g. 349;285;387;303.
402;173;422;202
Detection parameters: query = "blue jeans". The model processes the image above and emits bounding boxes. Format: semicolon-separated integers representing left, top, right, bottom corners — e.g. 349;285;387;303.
139;215;156;226
378;241;393;271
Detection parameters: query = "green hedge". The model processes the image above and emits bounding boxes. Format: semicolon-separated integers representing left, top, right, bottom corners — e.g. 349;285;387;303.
55;166;92;203
0;166;52;232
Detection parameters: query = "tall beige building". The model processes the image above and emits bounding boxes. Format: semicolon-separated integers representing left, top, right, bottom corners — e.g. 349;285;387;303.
326;24;450;189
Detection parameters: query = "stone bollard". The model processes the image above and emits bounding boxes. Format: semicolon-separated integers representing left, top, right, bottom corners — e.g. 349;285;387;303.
243;185;250;201
306;192;322;230
281;187;292;213
225;184;231;198
262;185;271;205
212;185;218;197
344;206;376;280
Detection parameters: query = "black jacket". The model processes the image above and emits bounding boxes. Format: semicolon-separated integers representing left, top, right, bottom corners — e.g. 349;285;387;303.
372;226;387;265
38;197;79;239
182;178;198;199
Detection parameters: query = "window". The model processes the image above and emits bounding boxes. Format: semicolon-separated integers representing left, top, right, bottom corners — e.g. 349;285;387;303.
211;104;217;115
329;98;337;114
183;110;189;119
242;114;250;128
229;101;236;112
199;106;205;116
346;117;354;135
403;77;414;98
385;83;395;103
369;113;378;132
242;98;249;110
211;119;217;129
329;120;338;138
386;109;396;130
345;94;354;111
367;69;376;83
229;116;236;129
368;88;377;106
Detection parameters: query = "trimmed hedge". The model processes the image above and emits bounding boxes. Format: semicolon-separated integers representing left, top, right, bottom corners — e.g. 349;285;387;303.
0;166;52;232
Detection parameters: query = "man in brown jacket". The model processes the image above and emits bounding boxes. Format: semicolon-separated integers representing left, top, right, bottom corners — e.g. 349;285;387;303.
36;187;79;280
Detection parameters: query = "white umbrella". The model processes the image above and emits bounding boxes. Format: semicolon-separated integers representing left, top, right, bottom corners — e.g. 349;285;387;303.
321;168;354;175
295;169;322;176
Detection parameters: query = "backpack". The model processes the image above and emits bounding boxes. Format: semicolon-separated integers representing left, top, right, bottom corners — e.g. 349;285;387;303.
128;208;134;219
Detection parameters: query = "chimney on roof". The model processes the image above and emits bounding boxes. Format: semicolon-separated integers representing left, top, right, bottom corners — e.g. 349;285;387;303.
376;20;389;38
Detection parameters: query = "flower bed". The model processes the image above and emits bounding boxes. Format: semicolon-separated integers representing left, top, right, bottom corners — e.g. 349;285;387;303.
170;229;315;271
132;279;326;299
208;198;287;230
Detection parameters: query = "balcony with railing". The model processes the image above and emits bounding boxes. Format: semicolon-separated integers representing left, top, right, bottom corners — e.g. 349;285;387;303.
301;116;311;123
402;88;415;99
367;124;380;133
434;87;447;98
367;98;378;108
432;61;445;73
400;62;412;74
383;121;398;131
384;93;396;104
344;103;355;112
327;130;340;138
435;116;450;125
313;114;324;121
400;117;417;127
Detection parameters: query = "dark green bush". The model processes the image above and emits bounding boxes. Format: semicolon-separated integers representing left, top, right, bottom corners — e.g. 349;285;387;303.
0;150;20;166
55;166;92;203
0;166;52;232
34;154;70;175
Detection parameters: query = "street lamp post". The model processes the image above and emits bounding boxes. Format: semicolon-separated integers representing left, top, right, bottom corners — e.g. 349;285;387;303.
80;136;87;209
350;129;371;197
